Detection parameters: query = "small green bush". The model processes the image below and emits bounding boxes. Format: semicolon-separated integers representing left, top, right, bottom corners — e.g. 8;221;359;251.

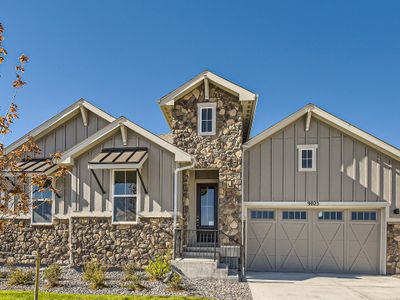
0;271;7;279
125;274;146;291
82;259;107;290
145;255;171;281
123;262;139;276
7;268;33;286
168;273;184;291
44;263;61;287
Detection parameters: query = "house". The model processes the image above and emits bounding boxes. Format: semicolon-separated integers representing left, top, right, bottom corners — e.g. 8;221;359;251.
1;71;399;278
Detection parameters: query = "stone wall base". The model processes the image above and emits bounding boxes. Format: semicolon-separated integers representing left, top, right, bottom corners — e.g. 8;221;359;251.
387;223;400;274
0;217;173;268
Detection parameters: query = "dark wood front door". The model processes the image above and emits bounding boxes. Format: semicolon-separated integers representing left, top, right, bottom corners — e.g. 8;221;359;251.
196;183;218;231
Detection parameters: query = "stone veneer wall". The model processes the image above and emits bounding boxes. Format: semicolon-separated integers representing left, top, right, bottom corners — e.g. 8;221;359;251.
172;83;243;243
0;217;172;267
71;217;173;267
0;219;69;265
387;223;400;274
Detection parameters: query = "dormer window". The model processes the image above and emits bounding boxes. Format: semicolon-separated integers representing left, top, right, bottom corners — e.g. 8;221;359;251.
198;103;216;136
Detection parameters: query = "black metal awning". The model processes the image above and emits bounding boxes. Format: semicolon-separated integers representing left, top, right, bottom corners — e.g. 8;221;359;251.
88;147;148;169
15;158;56;174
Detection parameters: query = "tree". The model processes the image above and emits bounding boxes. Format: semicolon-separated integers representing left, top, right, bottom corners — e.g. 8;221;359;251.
0;23;67;229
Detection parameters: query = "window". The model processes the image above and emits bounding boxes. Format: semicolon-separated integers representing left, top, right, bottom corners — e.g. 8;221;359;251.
198;103;216;135
318;211;343;220
251;210;275;220
297;145;318;172
31;179;53;224
112;170;138;223
351;211;377;221
282;211;307;220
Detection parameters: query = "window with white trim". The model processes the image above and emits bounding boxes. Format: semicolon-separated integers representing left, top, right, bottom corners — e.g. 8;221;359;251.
112;170;138;223
282;211;307;220
251;210;275;220
297;145;318;171
198;103;216;135
351;211;377;221
318;211;343;220
31;179;53;224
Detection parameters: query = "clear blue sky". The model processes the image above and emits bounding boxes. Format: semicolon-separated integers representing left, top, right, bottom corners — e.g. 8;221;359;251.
1;0;399;148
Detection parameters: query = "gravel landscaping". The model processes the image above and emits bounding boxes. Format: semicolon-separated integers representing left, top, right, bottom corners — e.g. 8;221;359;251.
0;266;252;300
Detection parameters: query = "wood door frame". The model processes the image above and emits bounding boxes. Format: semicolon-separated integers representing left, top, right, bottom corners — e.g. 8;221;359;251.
196;182;218;230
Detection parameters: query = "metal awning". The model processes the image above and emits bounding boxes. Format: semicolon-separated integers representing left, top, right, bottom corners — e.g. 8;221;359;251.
88;147;148;169
14;158;56;174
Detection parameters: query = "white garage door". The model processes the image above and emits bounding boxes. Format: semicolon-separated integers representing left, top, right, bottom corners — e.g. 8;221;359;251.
246;209;381;274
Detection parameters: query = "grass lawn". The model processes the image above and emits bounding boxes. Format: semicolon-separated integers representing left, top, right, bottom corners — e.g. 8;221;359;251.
0;290;208;300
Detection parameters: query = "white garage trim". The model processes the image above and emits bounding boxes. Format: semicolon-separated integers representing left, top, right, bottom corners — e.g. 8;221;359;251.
244;205;387;275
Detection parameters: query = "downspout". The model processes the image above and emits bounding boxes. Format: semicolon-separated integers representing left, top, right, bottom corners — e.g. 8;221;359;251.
173;157;196;230
241;145;246;277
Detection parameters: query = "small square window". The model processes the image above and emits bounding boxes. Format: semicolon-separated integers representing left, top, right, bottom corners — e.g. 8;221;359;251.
283;211;307;220
298;145;317;172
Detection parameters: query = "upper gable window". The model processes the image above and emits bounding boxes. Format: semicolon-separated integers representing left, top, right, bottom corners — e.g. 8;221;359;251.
297;145;318;172
31;179;53;225
198;103;216;136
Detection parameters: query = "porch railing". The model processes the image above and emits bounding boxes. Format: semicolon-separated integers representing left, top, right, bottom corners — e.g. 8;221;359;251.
173;229;244;281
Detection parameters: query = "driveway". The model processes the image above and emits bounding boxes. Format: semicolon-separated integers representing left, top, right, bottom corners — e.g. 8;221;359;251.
246;272;400;300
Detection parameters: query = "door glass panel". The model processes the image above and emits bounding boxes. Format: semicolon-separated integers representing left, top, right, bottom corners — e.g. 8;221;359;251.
200;186;215;227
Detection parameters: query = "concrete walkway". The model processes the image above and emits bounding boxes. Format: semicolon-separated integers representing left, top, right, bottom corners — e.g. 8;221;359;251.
246;272;400;300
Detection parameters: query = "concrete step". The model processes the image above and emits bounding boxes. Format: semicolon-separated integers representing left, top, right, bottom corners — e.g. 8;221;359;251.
182;251;219;260
185;246;217;252
172;258;229;279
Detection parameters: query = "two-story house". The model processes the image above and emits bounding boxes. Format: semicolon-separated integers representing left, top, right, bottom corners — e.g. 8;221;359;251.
1;71;400;278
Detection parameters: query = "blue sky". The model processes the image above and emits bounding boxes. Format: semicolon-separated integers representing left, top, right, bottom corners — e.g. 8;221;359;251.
1;0;399;147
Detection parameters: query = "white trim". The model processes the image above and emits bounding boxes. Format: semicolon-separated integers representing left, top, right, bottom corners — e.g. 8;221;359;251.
120;125;128;146
111;169;140;225
60;118;192;164
197;102;216;136
6;99;115;153
297;145;318;172
380;207;387;274
305;109;312;131
80;106;88;127
244;104;400;162
243;201;389;208
158;71;257;106
31;177;55;225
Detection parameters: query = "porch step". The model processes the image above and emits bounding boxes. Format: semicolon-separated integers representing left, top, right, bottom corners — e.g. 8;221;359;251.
182;251;219;260
172;258;229;279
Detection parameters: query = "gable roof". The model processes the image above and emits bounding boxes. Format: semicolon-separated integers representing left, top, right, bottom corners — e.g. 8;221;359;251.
244;103;400;161
60;117;192;164
6;98;116;153
157;70;258;141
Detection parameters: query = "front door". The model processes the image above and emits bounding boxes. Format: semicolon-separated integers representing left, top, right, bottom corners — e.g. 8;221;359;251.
196;183;218;244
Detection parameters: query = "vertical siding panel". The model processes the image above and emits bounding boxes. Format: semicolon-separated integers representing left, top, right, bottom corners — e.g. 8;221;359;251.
368;149;380;201
102;169;111;212
249;145;261;201
243;151;249;202
354;142;367;201
284;126;295;201
65;118;76;150
259;139;272;201
161;151;173;211
382;156;392;203
295;118;306;201
79;153;90;212
75;113;87;143
306;119;318;201
272;136;283;201
342;136;354;201
87;112;98;137
97;117;109;131
64;173;71;214
55;125;65;153
395;162;400;213
318;137;330;201
113;132;123;147
330;130;342;201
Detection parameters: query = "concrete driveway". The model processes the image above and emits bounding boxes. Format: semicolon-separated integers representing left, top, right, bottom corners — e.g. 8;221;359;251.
246;272;400;300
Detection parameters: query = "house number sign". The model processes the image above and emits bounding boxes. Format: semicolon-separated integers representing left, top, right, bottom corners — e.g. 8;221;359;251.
307;200;319;206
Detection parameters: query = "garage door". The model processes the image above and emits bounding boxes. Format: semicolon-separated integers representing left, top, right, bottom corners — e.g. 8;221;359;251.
246;209;381;274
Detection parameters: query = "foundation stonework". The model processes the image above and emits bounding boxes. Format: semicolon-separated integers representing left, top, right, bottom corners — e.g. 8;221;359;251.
387;223;400;274
71;217;173;267
0;219;69;265
172;84;243;243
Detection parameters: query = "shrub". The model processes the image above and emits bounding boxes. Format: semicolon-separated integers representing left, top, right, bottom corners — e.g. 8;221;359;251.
44;263;61;287
0;271;7;279
125;274;146;291
7;268;33;286
167;273;184;291
123;262;139;277
82;259;107;290
145;255;171;281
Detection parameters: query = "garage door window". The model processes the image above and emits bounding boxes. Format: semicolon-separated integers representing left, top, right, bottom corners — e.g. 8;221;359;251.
251;210;274;219
318;211;343;220
282;211;307;220
351;211;377;221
